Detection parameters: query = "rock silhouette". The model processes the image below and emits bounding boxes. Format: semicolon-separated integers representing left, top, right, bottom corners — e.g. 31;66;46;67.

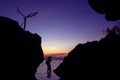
87;0;120;21
54;1;120;79
0;16;44;80
54;26;120;80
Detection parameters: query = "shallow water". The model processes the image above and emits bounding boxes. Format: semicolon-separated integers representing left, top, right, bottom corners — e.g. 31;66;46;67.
35;60;63;80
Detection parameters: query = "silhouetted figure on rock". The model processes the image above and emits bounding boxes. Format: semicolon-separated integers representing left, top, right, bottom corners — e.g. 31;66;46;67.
46;56;52;78
0;16;44;80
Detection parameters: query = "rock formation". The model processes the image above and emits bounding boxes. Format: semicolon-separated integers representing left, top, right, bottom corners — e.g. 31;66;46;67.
0;16;44;80
54;27;120;80
87;0;120;21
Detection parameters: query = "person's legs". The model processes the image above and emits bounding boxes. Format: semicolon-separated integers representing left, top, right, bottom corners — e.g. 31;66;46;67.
47;69;51;78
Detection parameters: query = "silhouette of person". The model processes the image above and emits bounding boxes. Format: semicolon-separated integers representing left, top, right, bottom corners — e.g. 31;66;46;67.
46;56;52;78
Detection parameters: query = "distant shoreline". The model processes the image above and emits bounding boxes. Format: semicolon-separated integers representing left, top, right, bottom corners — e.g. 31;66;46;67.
44;57;64;60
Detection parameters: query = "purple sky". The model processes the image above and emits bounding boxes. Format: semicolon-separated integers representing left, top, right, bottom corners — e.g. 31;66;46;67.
0;0;119;55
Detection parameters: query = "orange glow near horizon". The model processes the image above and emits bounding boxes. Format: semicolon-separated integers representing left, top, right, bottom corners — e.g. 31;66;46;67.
42;46;69;55
41;37;79;56
41;43;73;56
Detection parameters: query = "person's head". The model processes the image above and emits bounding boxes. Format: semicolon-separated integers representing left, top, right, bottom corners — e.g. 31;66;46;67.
48;56;52;60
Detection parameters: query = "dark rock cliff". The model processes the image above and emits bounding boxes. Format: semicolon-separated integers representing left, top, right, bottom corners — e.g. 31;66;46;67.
87;0;120;21
0;16;44;80
54;28;120;80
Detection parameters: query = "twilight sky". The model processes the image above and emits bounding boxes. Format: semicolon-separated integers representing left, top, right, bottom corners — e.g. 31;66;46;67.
0;0;119;55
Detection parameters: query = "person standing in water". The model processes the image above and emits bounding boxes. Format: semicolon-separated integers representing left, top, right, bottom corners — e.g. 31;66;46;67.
46;56;52;78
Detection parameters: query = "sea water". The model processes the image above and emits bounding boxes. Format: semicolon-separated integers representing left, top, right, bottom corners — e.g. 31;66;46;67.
35;59;63;80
